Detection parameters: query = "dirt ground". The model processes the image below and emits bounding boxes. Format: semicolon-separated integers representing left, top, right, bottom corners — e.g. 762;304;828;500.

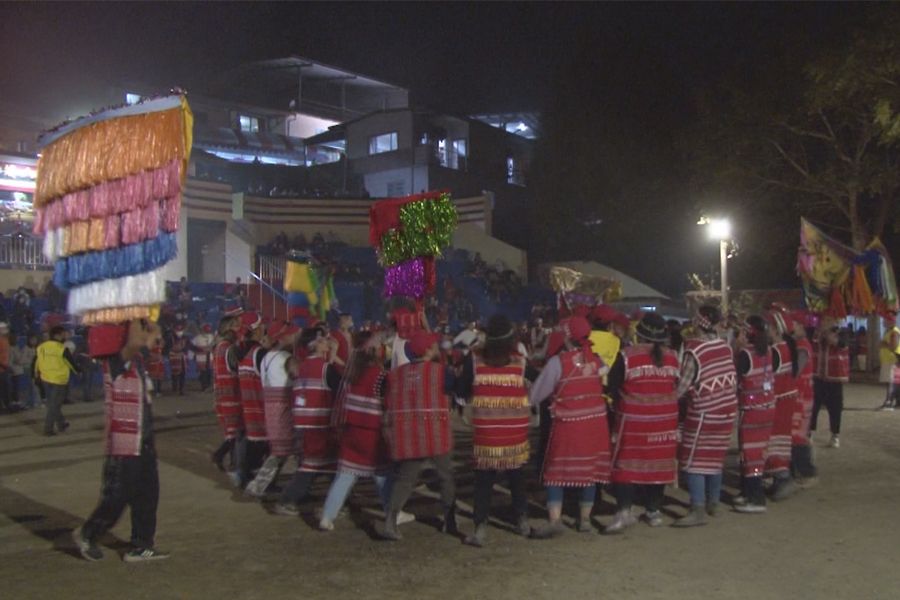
2;380;899;600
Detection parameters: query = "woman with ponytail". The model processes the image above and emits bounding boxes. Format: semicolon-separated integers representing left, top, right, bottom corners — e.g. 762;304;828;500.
605;312;681;533
733;315;775;513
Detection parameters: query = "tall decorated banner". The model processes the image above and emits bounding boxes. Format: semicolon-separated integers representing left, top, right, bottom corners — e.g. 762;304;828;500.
369;190;458;302
797;218;898;317
33;94;193;354
283;250;337;325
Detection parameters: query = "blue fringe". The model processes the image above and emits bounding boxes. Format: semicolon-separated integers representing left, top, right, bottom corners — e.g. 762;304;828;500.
54;232;178;290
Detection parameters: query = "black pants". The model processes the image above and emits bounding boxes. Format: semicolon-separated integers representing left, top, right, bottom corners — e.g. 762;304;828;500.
472;467;527;525
280;470;330;505
172;372;185;395
615;483;665;512
811;379;843;435
199;368;212;391
740;475;766;505
388;453;456;514
82;443;159;549
43;383;67;434
791;445;817;478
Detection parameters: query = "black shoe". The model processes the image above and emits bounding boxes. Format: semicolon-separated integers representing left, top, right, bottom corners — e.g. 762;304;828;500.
123;547;170;562
72;528;103;561
441;507;459;536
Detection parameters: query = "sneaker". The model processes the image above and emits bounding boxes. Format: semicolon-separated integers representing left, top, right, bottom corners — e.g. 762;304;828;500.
795;476;819;489
734;502;767;514
706;502;720;517
829;435;840;448
604;509;637;535
514;516;532;537
72;528;103;561
271;502;300;517
463;523;488;547
732;495;749;507
672;507;708;528
123;547;170;562
771;478;798;502
641;510;664;527
397;510;416;526
318;518;334;531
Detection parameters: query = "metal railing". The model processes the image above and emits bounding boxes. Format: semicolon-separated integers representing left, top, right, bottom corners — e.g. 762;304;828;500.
0;234;52;270
255;254;289;321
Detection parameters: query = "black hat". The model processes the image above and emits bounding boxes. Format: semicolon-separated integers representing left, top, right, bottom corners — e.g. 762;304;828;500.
636;312;668;343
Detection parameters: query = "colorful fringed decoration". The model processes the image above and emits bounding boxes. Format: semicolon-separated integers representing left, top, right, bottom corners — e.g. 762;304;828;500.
283;251;336;324
370;191;457;302
34;94;193;356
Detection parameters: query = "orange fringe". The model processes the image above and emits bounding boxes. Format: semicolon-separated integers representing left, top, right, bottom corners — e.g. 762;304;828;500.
36;102;191;206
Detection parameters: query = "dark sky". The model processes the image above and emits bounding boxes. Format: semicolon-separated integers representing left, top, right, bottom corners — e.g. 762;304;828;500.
1;2;850;117
0;2;863;294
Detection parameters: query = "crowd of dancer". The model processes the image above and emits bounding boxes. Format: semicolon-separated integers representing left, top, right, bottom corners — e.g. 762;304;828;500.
185;299;855;546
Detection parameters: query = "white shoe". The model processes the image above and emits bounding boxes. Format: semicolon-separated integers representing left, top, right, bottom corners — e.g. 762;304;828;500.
604;509;637;534
318;518;334;531
829;435;840;448
397;510;416;525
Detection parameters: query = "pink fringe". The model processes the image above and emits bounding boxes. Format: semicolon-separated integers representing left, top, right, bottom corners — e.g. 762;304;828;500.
34;159;182;234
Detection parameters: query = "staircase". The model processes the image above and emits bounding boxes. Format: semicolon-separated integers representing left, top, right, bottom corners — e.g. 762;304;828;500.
247;254;289;322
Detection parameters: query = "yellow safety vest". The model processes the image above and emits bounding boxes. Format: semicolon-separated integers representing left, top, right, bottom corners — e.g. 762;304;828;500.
36;340;72;385
589;330;621;370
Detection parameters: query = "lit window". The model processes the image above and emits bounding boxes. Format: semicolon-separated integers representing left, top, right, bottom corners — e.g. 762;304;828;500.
451;139;467;169
239;115;260;133
369;132;398;155
437;139;448;167
125;93;142;105
507;156;524;185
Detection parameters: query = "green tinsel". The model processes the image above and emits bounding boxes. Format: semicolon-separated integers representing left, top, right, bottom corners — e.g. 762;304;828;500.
378;193;458;266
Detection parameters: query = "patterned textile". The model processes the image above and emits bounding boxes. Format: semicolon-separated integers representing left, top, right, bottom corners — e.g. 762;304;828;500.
471;357;531;470
293;356;337;472
146;346;165;380
766;342;797;474
816;340;849;383
737;349;775;477
791;338;815;445
542;348;611;487
383;361;452;460
103;358;148;457
238;345;267;441
611;344;680;485
168;338;187;376
679;338;738;474
261;350;294;457
212;340;242;439
337;366;390;477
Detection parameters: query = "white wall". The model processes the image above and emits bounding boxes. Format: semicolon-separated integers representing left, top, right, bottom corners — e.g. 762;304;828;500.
225;227;252;283
363;166;429;197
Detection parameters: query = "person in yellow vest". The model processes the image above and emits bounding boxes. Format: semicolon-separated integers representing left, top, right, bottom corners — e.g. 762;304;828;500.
35;326;80;436
878;314;900;409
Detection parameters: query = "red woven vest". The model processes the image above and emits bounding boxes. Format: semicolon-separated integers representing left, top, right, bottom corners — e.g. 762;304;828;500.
737;348;775;409
384;361;452;460
683;338;737;413
471;356;530;470
293;356;333;429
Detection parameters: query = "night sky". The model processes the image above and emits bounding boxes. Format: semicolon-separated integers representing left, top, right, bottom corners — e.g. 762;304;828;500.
0;2;868;294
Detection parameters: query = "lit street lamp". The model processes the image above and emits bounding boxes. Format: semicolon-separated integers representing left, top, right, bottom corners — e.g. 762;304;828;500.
706;218;732;314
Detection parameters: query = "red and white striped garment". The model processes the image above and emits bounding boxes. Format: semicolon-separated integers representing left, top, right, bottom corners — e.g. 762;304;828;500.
102;358;148;457
261;350;295;457
542;348;611;487
678;338;737;475
611;344;680;485
383;361;452;461
238;345;267;442
766;342;797;475
471;357;531;471
736;348;775;477
212;340;242;440
335;365;389;477
293;356;337;473
791;338;815;446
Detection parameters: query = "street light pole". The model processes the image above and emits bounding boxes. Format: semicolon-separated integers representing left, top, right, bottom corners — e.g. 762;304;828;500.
720;238;728;315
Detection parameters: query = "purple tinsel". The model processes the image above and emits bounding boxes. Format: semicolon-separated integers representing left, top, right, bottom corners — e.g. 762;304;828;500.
383;257;426;299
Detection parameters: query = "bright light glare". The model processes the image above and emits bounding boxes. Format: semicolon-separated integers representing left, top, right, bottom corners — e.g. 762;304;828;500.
708;218;731;240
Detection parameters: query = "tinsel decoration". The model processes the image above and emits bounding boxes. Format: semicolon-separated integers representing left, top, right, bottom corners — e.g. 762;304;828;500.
377;193;458;266
383;257;428;299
